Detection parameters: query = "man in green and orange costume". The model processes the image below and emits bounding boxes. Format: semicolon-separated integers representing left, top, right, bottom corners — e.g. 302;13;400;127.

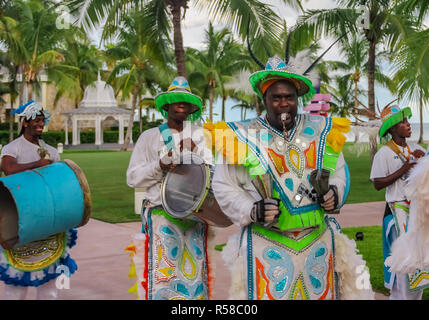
208;56;374;300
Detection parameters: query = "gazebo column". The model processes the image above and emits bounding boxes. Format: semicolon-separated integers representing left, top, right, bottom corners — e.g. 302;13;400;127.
95;115;102;145
118;117;125;145
64;117;69;145
72;117;79;146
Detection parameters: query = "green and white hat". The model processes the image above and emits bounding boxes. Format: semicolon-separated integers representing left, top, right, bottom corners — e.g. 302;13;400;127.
248;56;316;105
154;76;202;122
379;105;412;138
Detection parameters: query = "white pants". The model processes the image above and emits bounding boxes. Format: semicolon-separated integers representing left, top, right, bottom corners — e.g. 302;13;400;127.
4;280;59;300
390;273;423;300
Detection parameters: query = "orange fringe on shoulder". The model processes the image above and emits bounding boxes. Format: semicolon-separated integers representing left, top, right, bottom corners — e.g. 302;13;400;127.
326;117;351;153
203;119;248;164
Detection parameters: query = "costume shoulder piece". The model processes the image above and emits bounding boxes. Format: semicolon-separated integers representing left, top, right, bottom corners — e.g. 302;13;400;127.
203;119;251;165
326;117;351;153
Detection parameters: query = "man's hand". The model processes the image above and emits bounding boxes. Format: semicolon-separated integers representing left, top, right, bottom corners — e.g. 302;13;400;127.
401;159;417;175
179;138;197;152
251;198;280;223
320;186;338;211
159;151;178;172
412;149;425;159
37;158;52;168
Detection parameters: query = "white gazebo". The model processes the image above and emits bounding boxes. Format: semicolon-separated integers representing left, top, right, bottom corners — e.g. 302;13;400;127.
62;73;132;146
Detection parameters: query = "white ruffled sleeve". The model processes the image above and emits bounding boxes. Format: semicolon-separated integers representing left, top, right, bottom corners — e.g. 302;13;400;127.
212;162;261;227
126;129;163;188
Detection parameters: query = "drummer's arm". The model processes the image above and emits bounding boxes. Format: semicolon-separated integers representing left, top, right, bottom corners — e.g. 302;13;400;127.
1;156;52;176
126;136;163;188
212;163;260;227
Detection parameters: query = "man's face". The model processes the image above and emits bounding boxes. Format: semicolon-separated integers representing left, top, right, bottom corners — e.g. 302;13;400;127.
23;115;45;137
389;117;411;139
263;80;298;131
166;102;192;122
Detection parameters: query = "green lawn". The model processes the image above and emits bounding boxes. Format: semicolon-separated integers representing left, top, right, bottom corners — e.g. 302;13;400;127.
61;150;137;223
342;144;386;203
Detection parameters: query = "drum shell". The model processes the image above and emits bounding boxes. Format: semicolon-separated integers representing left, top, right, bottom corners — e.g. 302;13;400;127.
161;153;232;227
0;160;91;249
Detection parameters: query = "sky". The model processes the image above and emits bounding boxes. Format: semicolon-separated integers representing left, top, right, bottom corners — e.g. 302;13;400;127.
88;0;428;124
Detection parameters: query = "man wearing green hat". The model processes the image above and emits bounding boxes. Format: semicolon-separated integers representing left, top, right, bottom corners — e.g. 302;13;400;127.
370;105;425;300
126;76;214;300
211;56;374;300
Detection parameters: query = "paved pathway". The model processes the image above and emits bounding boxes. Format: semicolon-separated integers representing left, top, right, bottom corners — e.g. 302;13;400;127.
0;201;388;300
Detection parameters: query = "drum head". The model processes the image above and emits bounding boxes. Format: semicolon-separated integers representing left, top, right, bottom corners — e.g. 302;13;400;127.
161;154;209;219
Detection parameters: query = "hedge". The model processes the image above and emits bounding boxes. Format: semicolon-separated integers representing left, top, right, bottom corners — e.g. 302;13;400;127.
0;118;163;147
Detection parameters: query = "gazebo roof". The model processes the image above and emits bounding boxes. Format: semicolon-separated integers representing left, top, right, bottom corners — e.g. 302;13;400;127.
79;72;118;108
62;107;131;115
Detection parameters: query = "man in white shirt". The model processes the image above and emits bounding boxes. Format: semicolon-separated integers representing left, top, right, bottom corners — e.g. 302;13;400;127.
0;100;77;300
370;105;425;300
126;77;214;300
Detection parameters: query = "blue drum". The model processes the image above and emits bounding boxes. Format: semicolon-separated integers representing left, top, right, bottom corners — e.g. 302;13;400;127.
0;159;91;249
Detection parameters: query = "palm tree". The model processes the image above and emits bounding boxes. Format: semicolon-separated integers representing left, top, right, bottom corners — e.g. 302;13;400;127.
392;28;429;143
104;10;172;151
230;91;258;120
186;22;251;121
4;0;75;101
325;35;396;118
53;32;103;109
0;5;26;141
68;0;303;77
296;0;418;163
328;75;360;118
394;0;429;24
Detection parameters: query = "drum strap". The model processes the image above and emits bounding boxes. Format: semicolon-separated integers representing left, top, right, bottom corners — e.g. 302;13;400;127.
158;123;175;152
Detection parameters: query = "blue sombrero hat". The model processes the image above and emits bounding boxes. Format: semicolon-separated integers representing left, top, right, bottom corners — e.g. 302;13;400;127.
11;100;51;125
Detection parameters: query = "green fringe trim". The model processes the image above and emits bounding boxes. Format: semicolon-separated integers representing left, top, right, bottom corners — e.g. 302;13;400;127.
243;152;267;178
273;188;325;231
151;208;197;231
252;220;327;252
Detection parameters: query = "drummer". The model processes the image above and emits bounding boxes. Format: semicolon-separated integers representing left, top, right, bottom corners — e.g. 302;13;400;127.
126;77;214;300
0;100;77;299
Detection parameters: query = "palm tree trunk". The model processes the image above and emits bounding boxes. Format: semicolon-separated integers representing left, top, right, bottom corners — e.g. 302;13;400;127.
27;81;33;101
209;85;214;121
9;102;14;142
418;94;424;144
139;105;143;134
353;76;359;111
368;40;377;165
121;87;138;151
170;2;187;77
17;81;25;135
221;95;226;121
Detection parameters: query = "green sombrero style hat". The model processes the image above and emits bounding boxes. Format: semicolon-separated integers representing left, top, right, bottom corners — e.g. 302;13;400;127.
379;105;412;139
155;76;202;122
249;56;316;106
